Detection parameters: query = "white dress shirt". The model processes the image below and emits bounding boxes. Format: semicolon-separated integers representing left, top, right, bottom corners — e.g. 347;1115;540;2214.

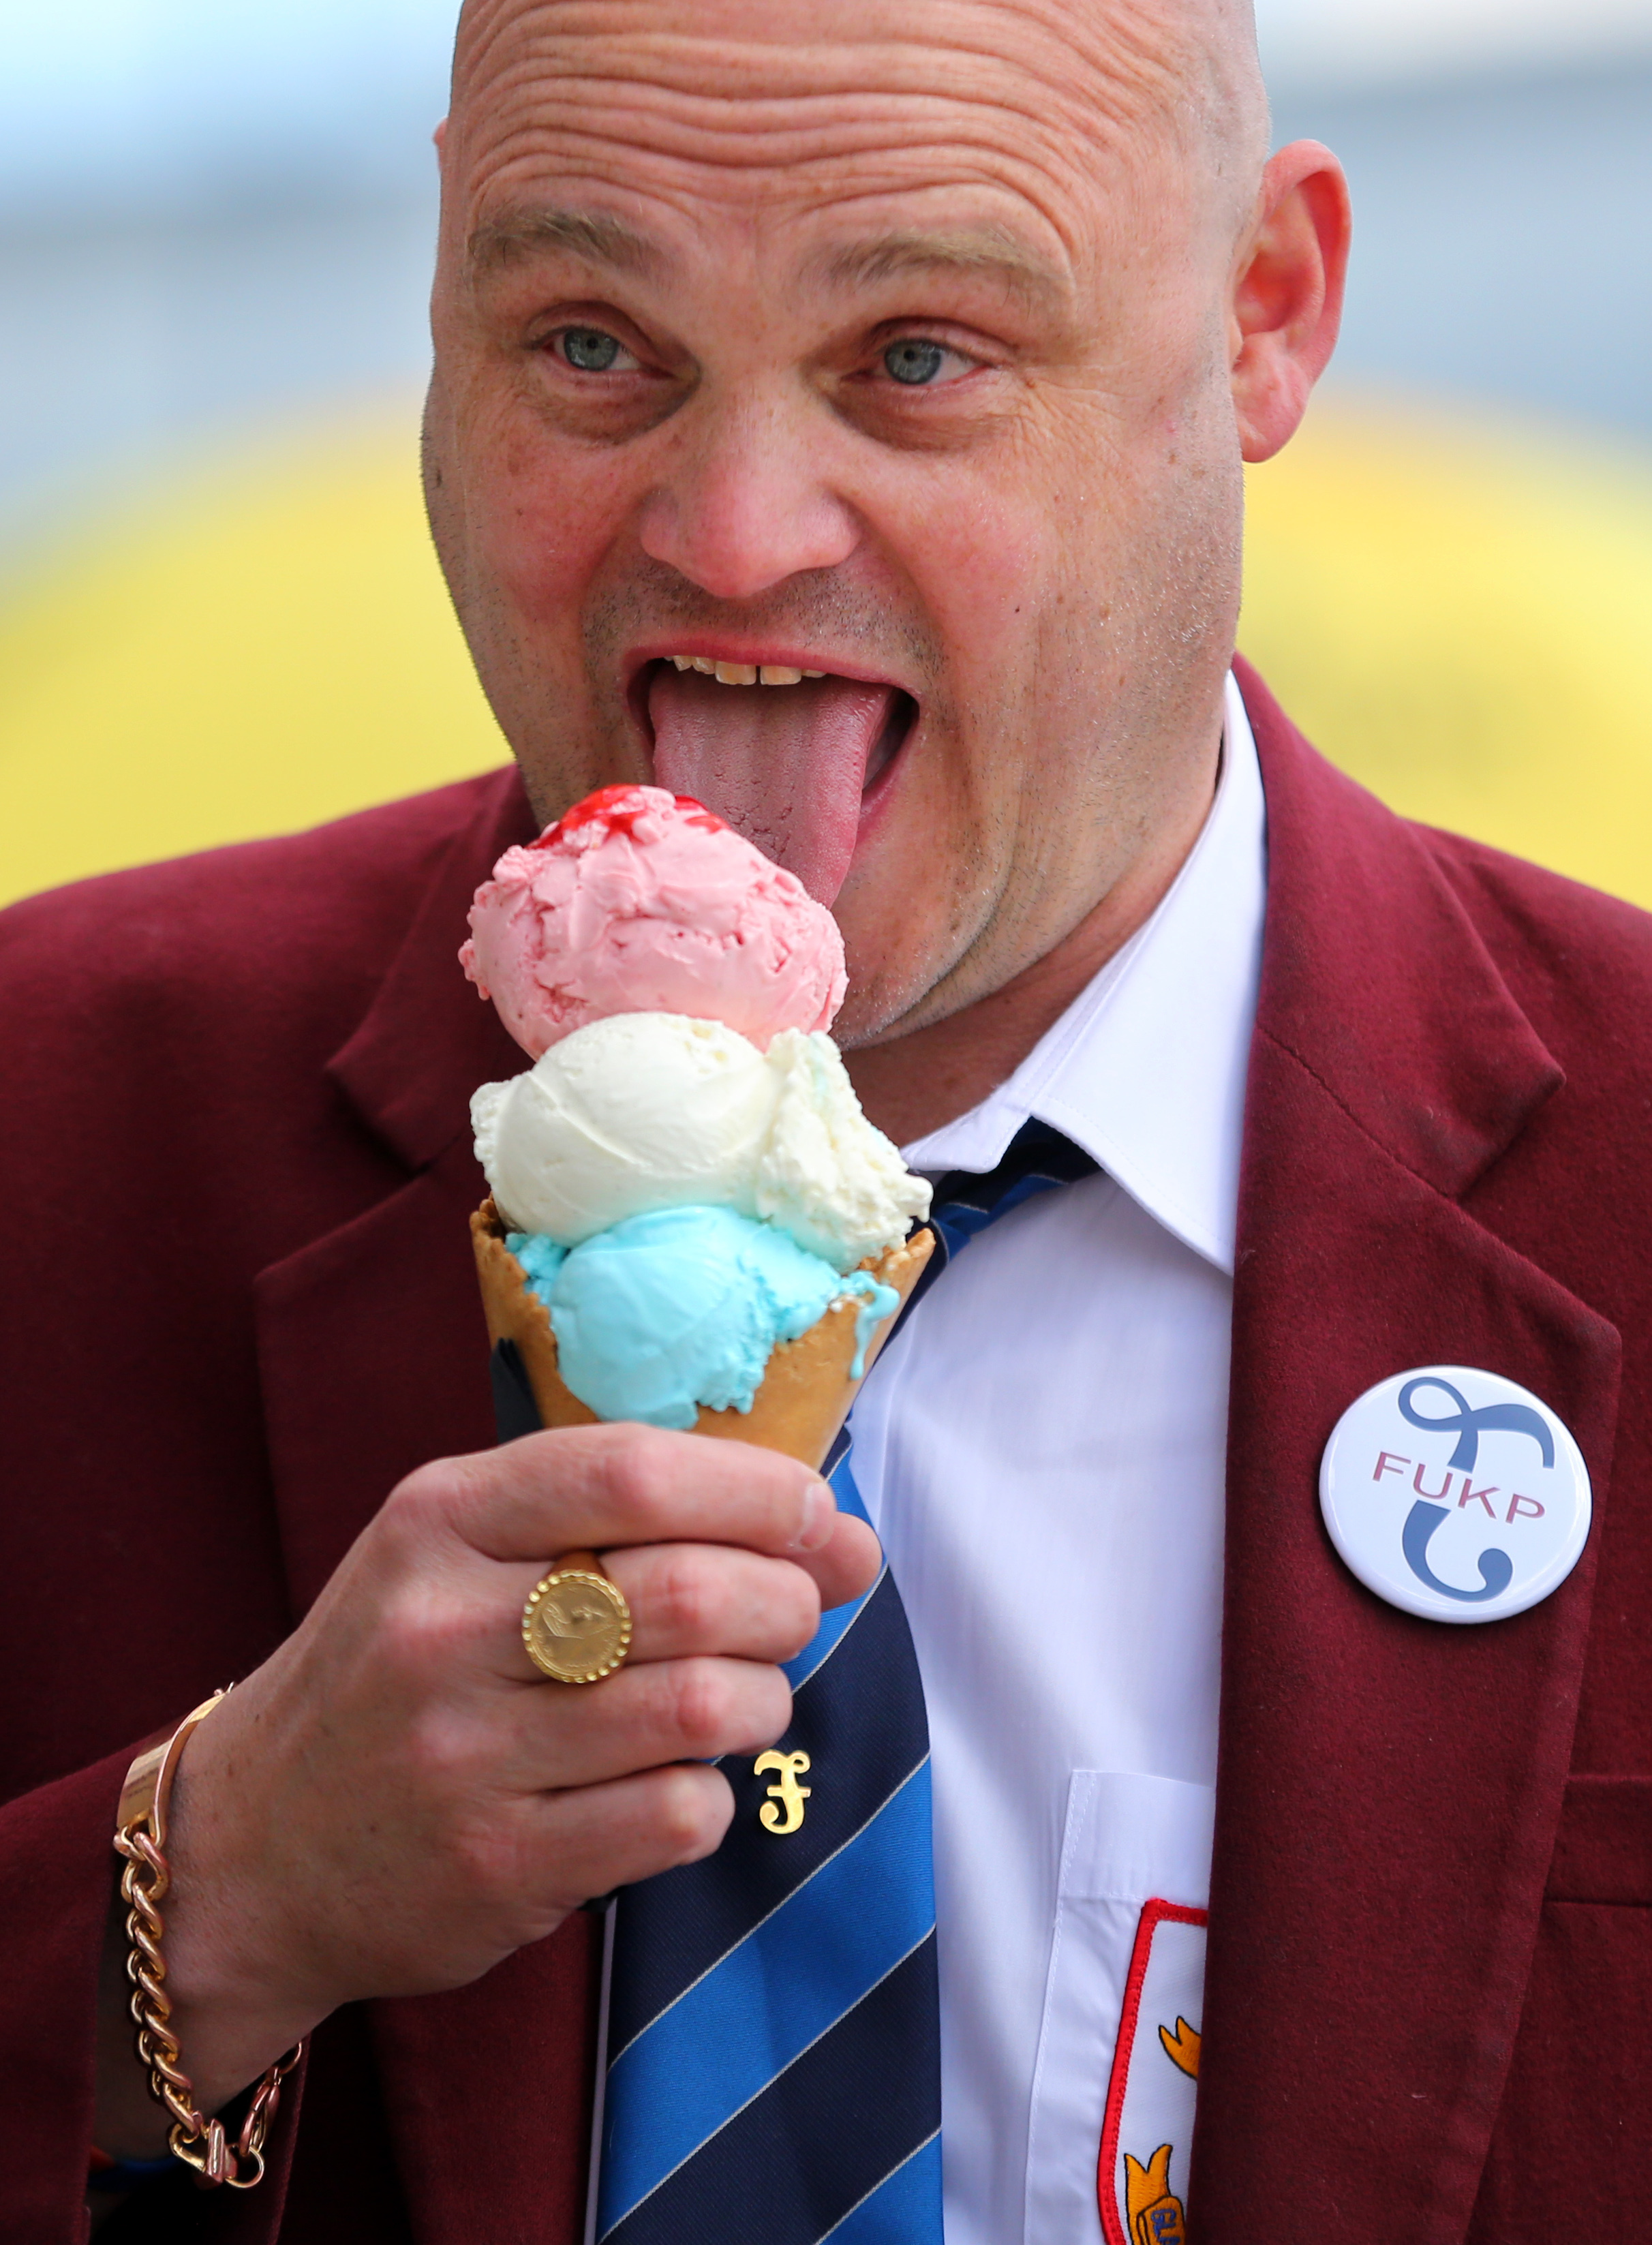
848;671;1268;2244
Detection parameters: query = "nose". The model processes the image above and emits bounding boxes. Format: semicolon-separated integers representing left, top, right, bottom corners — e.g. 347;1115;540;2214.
637;388;861;602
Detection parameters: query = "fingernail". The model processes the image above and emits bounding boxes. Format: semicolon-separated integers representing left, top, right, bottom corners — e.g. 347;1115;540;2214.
792;1477;836;1551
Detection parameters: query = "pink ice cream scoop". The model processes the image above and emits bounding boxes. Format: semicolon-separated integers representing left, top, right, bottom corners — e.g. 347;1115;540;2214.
461;784;848;1058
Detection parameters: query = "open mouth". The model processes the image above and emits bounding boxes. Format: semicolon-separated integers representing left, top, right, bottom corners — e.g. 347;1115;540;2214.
629;652;919;906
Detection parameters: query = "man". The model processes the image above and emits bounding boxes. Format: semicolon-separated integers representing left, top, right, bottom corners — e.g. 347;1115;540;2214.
2;1;1647;2240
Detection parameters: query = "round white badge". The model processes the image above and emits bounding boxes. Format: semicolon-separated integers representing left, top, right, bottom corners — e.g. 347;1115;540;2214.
1319;1365;1591;1623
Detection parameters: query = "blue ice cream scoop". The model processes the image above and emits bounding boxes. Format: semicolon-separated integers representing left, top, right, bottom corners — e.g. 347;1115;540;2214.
508;1205;898;1431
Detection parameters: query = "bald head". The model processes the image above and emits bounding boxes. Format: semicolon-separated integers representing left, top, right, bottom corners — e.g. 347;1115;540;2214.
445;0;1270;260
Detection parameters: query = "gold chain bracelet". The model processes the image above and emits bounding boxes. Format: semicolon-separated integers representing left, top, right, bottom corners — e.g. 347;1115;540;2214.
111;1689;302;2188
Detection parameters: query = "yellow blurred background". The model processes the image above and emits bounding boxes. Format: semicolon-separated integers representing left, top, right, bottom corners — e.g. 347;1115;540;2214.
3;392;1650;912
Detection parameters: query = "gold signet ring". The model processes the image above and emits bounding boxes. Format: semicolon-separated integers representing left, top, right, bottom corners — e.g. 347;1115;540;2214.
521;1551;633;1685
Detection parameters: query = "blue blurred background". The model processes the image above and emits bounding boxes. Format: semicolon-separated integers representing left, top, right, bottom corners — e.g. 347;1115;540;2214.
3;0;1651;904
1;0;453;552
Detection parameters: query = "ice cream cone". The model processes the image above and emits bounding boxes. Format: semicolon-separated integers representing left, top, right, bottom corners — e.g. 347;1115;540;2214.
470;1200;933;1471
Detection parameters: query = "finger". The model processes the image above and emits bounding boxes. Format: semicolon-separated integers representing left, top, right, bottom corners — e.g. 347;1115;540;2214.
422;1424;840;1570
500;1653;794;1793
513;1765;737;1909
804;1510;882;1610
485;1518;877;1685
600;1544;821;1666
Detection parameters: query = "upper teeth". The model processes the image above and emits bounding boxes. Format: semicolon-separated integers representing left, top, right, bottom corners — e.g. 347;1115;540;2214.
668;656;825;686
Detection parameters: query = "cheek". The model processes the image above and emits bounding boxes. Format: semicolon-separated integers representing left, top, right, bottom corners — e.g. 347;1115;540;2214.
459;391;643;631
899;376;1164;657
882;447;1060;671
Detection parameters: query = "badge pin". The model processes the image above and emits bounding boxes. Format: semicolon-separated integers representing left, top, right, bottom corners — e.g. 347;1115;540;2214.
753;1748;812;1835
1319;1364;1591;1623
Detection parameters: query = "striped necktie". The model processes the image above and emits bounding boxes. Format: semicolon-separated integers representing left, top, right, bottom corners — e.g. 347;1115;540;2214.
583;1118;1097;2245
594;1447;940;2245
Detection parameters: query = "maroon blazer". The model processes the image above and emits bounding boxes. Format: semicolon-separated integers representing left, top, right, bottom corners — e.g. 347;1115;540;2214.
1;662;1647;2243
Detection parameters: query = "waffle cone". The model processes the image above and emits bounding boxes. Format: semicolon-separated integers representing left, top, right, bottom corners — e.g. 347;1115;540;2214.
470;1200;933;1471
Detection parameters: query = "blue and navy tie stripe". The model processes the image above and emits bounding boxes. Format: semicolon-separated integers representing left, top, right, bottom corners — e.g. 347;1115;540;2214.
596;1453;942;2244
487;1116;1097;2244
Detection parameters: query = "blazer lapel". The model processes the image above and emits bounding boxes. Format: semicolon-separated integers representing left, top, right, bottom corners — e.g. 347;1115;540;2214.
252;767;601;2242
1189;667;1621;2240
254;765;532;1600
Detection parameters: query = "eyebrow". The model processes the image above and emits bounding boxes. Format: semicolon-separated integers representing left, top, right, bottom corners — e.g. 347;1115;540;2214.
467;207;665;280
465;207;1069;311
814;227;1070;311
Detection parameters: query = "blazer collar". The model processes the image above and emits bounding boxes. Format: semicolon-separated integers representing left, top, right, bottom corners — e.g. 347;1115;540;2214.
1192;664;1618;2241
1234;654;1563;1196
327;763;537;1173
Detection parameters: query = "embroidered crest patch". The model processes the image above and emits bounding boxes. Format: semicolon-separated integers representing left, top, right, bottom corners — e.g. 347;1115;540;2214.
1097;1898;1207;2245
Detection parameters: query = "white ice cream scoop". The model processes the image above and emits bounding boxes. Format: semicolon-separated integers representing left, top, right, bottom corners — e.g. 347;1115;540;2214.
472;1012;931;1269
472;1013;778;1245
756;1030;932;1270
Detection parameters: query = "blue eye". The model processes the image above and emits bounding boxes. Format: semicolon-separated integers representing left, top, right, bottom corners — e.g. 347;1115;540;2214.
561;327;623;371
883;339;948;386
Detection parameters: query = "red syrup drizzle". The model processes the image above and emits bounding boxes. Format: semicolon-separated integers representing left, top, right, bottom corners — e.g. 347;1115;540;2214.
532;784;724;849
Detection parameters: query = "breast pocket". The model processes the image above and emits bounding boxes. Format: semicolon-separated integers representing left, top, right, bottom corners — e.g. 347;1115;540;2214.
1024;1773;1215;2245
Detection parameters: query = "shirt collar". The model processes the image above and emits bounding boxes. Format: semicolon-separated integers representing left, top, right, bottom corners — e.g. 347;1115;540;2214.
901;671;1267;1277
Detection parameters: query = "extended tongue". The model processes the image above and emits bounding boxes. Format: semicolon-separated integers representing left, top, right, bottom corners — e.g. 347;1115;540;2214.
648;669;897;905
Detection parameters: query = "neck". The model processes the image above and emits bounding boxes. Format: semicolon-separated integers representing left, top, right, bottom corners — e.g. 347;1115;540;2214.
845;737;1222;1148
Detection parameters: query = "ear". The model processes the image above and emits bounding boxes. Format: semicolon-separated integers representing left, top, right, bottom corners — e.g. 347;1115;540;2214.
1229;141;1351;463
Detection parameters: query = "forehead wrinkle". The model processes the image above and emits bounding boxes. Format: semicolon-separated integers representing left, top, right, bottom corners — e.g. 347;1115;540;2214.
453;102;1144;290
453;8;1185;168
455;0;1229;106
448;1;1266;248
